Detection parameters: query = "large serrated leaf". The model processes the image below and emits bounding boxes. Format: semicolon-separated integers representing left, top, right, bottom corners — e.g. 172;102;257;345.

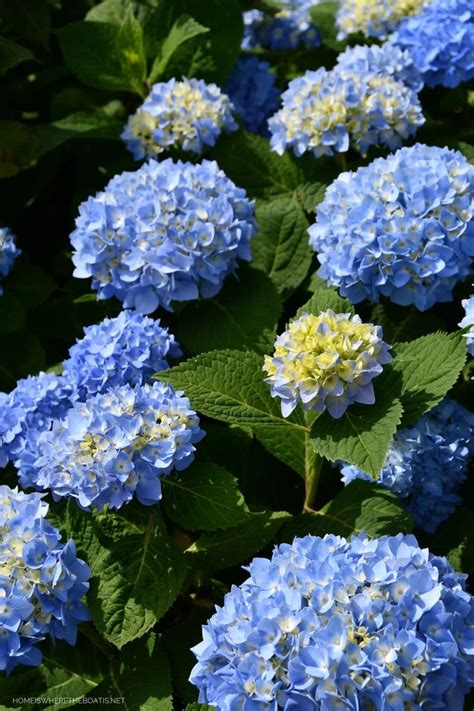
210;130;305;198
0;638;107;710
298;277;355;317
282;480;413;541
149;13;209;82
253;194;314;295
88;520;186;648
383;332;467;425
185;511;291;571
157;350;306;430
175;266;282;355
310;394;403;476
162;463;251;531
80;635;173;711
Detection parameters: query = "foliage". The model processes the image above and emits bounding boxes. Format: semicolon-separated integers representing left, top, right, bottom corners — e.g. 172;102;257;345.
0;0;472;708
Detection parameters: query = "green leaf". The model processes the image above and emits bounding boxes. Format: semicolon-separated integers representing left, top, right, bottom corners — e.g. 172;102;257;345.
310;392;403;476
0;121;66;178
88;519;186;648
52;109;124;140
252;423;306;477
424;508;474;574
0;638;107;710
81;635;173;710
185;510;291;571
309;1;345;51
282;480;413;541
459;141;474;164
369;302;444;344
297;278;355;318
175;267;282;354
383;332;467;425
162;463;251;531
210;130;305;198
0;37;34;75
169;0;243;83
116;8;147;95
8;264;56;308
157;349;306;429
0;294;26;334
150;13;209;82
58;18;145;94
185;705;212;711
253;194;314;295
295;182;327;213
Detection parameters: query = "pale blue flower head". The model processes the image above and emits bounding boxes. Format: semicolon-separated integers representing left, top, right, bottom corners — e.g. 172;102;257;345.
121;78;237;160
336;0;428;39
62;310;181;400
341;399;474;533
190;532;474;709
269;65;423;158
335;43;423;92
226;57;280;136
242;2;320;50
392;0;474;88
70;158;256;313
0;485;90;674
0;372;74;468
309;144;474;310
263;310;391;419
0;227;20;295
459;294;474;356
19;382;204;510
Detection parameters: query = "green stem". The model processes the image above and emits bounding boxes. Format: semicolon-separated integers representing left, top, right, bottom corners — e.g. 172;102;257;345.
337;152;348;172
303;431;323;513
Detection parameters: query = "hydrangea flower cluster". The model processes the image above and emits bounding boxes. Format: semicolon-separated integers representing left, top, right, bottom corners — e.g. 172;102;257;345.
335;43;423;92
121;78;237;160
263;310;391;419
268;66;423;158
62;311;181;401
0;227;20;295
225;57;280;137
70;159;256;313
0;372;74;468
309;144;474;310
242;3;320;51
190;532;474;710
0;486;90;673
341;399;474;533
391;0;474;88
460;295;474;356
18;382;204;510
336;0;428;39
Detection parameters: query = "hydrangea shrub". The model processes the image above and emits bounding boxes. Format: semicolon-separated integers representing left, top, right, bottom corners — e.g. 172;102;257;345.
0;0;473;706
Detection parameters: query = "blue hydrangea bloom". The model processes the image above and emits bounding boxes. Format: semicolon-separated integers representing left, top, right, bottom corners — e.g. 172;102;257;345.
309;144;474;310
335;43;423;92
121;78;237;161
242;3;320;51
190;532;474;710
268;66;423;158
0;372;74;468
392;0;474;88
62;311;181;401
336;0;428;39
225;57;280;137
341;399;474;533
19;382;204;510
459;294;474;356
263;310;392;419
71;159;256;314
0;486;90;673
0;227;20;295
